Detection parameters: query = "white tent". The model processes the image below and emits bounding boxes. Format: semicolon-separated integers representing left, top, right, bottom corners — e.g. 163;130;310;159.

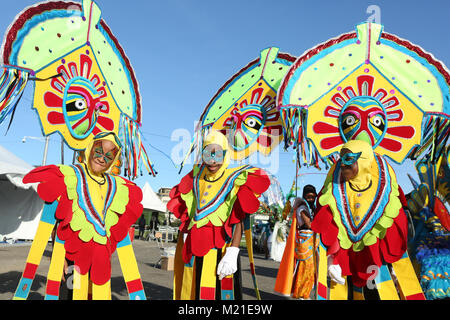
141;182;166;212
0;145;43;240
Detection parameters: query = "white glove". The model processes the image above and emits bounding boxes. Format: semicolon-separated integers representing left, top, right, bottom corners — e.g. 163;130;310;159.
217;246;240;280
327;255;345;285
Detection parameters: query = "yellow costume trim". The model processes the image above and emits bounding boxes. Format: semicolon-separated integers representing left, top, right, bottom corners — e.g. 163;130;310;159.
317;241;328;300
391;252;425;299
44;238;66;299
182;166;254;230
199;249;218;300
180;258;196;300
13;202;58;300
92;280;111;300
86;177;108;221
73;269;89;300
58;164;129;244
173;235;185;300
329;278;348;300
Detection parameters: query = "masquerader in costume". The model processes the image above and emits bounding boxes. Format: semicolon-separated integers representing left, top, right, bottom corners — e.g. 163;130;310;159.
311;139;425;300
409;200;450;300
406;157;450;300
13;132;146;300
168;131;270;300
274;195;319;299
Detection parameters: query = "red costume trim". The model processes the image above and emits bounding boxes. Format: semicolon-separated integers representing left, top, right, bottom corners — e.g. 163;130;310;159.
2;2;81;65
312;197;408;287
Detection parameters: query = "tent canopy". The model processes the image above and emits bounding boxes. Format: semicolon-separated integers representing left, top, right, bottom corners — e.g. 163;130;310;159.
0;144;43;240
0;145;36;190
141;182;166;212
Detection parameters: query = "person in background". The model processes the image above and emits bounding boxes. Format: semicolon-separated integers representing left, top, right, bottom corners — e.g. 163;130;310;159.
274;196;318;299
302;184;317;214
138;215;146;240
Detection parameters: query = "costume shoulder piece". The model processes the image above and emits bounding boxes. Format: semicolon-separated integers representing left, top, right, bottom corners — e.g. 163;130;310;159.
169;165;269;228
168;165;269;261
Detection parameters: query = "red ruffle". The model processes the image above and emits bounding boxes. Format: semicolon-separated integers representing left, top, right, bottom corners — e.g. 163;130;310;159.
167;171;193;233
23;165;143;285
23;165;66;202
398;186;408;208
311;204;408;287
311;205;339;250
168;168;269;263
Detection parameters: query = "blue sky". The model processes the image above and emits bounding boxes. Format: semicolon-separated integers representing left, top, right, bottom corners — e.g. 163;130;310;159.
0;0;449;197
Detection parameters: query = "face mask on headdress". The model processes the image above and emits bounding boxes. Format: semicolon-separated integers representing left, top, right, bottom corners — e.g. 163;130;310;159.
341;139;375;190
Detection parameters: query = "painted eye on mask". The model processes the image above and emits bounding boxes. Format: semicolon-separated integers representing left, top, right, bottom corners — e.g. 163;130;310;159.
342;114;359;129
74;99;86;110
66;99;87;112
244;116;262;131
369;114;385;131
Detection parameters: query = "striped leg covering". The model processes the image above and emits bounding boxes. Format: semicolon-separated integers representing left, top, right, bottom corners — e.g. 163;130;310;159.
116;234;146;300
13;202;58;300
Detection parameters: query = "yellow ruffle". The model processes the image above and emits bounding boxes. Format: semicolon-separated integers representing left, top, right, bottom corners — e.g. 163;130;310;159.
59;165;128;244
182;166;255;229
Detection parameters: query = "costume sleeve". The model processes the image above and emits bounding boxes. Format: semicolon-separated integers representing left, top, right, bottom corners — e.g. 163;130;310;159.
22;165;66;203
167;170;194;233
228;168;270;225
311;204;340;255
109;178;144;247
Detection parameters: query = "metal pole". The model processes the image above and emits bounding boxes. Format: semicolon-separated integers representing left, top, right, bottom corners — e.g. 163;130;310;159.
61;137;64;164
42;136;50;166
165;211;169;243
295;147;299;198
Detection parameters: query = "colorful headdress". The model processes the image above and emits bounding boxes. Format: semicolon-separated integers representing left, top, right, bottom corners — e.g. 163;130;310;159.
277;22;450;168
180;47;296;171
0;0;155;178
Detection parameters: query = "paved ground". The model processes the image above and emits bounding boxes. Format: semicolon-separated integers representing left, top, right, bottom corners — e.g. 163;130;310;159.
0;239;288;300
